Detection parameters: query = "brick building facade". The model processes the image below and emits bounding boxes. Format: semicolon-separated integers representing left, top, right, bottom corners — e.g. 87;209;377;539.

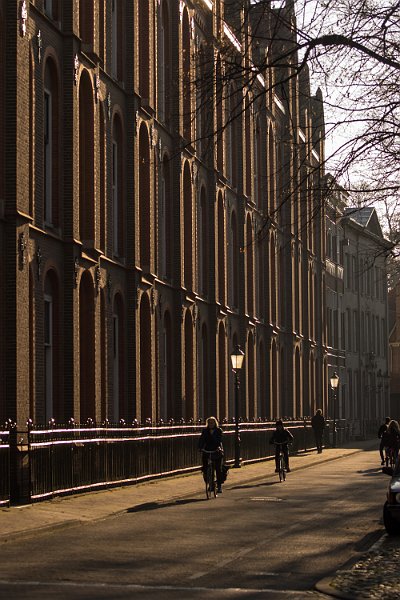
0;0;328;428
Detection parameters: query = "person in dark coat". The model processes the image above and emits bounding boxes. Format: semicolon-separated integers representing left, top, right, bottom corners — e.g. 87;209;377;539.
378;417;391;465
382;419;400;464
269;420;294;472
311;409;326;454
198;416;224;493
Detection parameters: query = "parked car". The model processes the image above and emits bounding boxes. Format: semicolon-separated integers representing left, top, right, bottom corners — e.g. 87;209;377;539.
382;462;400;535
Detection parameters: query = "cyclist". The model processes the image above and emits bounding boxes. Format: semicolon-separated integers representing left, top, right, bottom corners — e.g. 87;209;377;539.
198;416;224;493
378;417;391;465
382;419;400;466
269;419;294;473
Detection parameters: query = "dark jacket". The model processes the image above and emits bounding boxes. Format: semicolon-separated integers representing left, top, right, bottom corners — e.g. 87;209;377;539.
198;427;223;452
269;428;294;446
378;423;389;439
311;413;325;431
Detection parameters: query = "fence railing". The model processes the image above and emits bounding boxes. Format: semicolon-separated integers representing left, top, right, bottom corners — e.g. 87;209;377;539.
25;419;342;502
0;428;10;507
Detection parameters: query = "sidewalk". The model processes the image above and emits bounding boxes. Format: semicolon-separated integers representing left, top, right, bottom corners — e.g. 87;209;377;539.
1;439;396;598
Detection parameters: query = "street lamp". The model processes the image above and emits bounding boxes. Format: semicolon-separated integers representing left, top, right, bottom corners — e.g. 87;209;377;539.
231;344;245;468
330;372;339;448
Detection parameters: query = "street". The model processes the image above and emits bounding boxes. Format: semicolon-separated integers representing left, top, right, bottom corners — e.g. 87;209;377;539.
0;449;388;599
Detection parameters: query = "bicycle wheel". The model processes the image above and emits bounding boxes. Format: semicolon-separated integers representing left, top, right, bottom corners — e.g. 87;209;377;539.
206;464;212;500
278;456;284;482
213;465;217;498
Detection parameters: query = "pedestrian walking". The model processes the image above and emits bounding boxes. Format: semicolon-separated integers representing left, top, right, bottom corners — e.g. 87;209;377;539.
378;417;391;465
311;409;325;453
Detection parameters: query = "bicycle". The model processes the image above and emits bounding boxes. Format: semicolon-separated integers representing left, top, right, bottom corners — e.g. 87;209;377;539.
202;449;218;499
385;446;398;468
274;441;290;482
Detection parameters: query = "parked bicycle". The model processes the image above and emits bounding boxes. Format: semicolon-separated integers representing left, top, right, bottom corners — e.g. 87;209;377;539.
202;449;218;499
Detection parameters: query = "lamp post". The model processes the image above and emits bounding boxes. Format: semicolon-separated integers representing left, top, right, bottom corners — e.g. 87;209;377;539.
231;344;245;468
330;372;339;448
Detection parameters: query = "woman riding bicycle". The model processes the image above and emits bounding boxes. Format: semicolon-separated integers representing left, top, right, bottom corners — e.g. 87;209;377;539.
198;416;224;493
269;419;294;473
382;419;400;465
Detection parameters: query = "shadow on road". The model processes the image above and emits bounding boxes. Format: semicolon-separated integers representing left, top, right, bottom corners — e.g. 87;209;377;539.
127;498;205;513
357;468;385;477
229;481;279;491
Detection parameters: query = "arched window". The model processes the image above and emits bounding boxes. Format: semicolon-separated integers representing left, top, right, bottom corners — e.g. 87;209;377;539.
268;125;275;217
111;0;124;81
98;1;105;65
161;311;173;419
80;271;95;422
271;339;278;418
79;71;94;244
182;8;191;141
197;44;209;158
139;124;151;270
259;341;267;419
218;323;226;421
247;332;255;420
44;270;61;422
199;187;208;296
183;162;193;289
230;211;239;309
140;294;152;422
246;216;254;315
270;234;277;324
216;56;223;173
44;59;59;227
112;114;124;257
254;117;262;209
0;10;4;211
244;95;252;198
100;290;107;421
200;323;209;417
99;105;106;252
184;311;194;419
112;293;125;421
158;0;171;122
138;0;150;100
79;0;93;46
217;192;225;305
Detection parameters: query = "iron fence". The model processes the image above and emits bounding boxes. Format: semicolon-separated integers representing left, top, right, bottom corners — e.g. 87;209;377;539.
0;428;10;506
26;419;323;502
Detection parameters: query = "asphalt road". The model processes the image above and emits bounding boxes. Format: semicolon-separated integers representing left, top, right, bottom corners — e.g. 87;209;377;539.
0;449;387;599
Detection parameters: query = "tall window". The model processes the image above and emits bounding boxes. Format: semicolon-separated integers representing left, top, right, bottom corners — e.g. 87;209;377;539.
44;270;61;423
182;8;191;141
44;294;53;421
44;0;59;20
246;216;254;315
80;0;93;46
139;0;150;99
139;124;150;270
199;187;208;296
231;212;239;308
217;192;225;305
112;115;124;257
44;60;59;227
216;57;223;172
79;71;94;244
183;162;193;289
158;0;171;122
44;89;52;223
